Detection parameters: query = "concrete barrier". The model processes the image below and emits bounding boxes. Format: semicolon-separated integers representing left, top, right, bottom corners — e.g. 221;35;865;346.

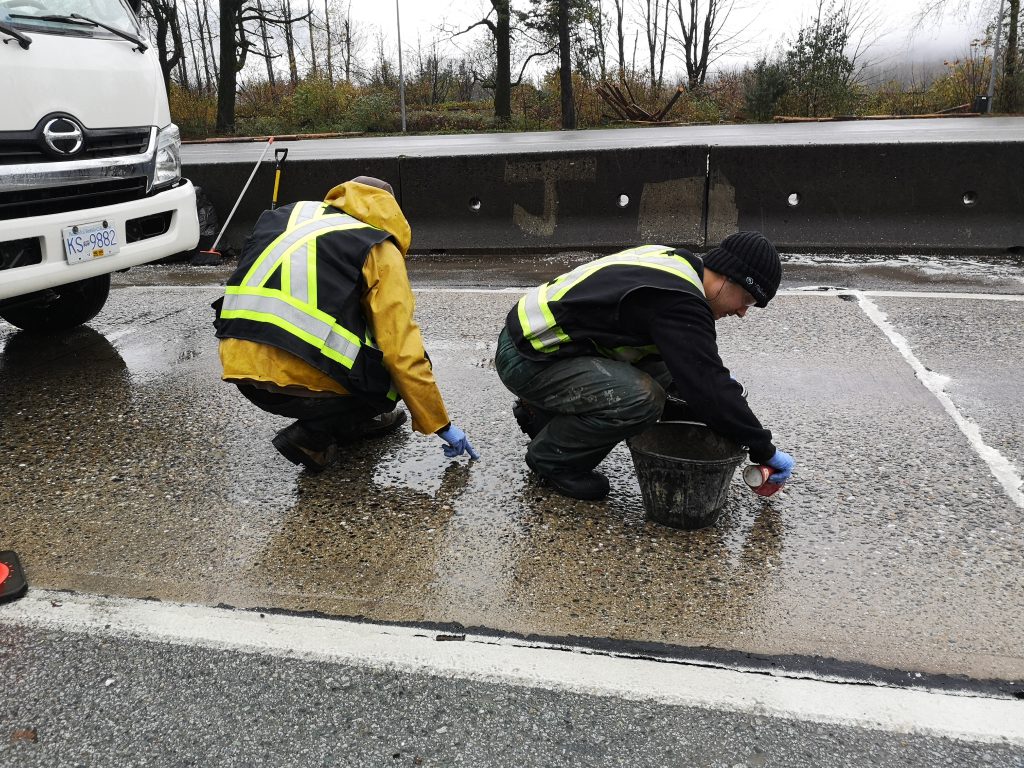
184;157;400;255
706;143;1024;253
399;147;708;252
182;134;1024;255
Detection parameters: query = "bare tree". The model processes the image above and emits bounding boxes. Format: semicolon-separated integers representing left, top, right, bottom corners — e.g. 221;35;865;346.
671;0;745;89
216;0;308;132
636;0;669;89
203;0;220;85
611;0;627;79
279;0;299;85
306;0;319;78
255;0;277;85
193;0;215;92
323;0;333;82
140;0;185;95
452;1;515;121
180;0;203;91
337;1;363;82
581;0;610;79
558;0;577;127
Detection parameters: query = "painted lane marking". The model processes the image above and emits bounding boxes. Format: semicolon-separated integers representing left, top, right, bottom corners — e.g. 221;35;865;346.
787;288;1024;302
2;590;1022;746
855;292;1024;509
104;326;139;343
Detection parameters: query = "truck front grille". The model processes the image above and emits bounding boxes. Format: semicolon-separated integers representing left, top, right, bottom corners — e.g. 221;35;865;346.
0;128;151;165
0;177;148;220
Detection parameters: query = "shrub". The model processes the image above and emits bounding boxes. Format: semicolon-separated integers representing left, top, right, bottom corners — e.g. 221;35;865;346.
744;59;789;122
343;92;400;133
169;86;216;139
288;77;341;130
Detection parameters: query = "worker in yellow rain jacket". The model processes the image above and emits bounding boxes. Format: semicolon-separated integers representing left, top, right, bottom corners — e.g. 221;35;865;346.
213;176;478;472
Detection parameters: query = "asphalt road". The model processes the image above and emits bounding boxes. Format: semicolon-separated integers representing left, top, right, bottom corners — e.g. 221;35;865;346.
1;253;1023;765
182;117;1024;162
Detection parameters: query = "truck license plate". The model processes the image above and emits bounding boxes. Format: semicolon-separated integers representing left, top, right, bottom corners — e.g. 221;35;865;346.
63;220;121;264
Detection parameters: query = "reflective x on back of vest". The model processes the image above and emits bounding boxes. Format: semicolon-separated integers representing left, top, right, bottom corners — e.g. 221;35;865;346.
219;202;377;372
515;245;705;359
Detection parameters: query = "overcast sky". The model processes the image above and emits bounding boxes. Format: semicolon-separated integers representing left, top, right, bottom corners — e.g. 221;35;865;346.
348;0;992;79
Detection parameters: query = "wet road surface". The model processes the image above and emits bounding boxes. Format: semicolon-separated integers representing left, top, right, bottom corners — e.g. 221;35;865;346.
1;253;1023;763
183;117;1024;162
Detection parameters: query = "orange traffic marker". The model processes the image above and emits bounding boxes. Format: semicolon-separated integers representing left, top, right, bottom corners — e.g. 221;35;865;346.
0;551;27;604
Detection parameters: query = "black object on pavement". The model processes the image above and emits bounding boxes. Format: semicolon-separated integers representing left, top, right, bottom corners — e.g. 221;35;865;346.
0;551;27;604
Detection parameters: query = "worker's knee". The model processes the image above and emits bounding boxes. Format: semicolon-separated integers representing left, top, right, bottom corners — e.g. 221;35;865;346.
617;374;665;427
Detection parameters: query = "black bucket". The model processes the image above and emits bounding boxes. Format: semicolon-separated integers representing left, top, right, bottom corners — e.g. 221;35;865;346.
627;422;745;529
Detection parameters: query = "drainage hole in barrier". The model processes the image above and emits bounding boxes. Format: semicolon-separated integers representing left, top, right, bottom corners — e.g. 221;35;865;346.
469;197;482;212
617;194;630;208
787;192;800;207
962;191;977;206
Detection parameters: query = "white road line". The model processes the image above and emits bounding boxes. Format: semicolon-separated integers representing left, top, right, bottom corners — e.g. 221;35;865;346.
856;292;1024;508
2;590;1022;746
103;326;139;343
786;288;1024;302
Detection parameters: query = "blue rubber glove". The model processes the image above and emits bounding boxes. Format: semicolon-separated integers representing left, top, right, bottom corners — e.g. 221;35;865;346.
438;425;480;460
765;450;795;484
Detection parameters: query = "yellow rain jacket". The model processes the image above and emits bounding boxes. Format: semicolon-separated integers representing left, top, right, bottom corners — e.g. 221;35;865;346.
218;181;450;435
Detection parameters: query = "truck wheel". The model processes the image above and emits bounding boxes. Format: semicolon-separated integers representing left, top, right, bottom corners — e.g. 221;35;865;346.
0;274;111;332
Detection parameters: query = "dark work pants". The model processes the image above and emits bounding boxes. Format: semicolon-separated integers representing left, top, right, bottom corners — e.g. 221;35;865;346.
237;384;393;449
494;327;670;474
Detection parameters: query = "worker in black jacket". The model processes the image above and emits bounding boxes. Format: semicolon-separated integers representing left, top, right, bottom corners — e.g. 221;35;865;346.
494;231;795;500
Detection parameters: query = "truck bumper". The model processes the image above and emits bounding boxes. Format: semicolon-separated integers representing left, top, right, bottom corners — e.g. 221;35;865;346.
0;181;199;301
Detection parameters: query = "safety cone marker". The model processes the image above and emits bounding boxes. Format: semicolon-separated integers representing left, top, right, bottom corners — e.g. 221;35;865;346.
0;551;27;604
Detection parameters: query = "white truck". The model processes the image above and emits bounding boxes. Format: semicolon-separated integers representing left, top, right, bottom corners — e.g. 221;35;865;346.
0;0;198;332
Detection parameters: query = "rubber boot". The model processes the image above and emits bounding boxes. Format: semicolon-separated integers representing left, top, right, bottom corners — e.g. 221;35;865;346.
336;409;407;443
525;454;610;501
271;422;338;473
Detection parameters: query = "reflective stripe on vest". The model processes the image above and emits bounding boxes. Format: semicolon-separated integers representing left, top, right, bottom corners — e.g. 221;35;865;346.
516;246;705;354
219;212;375;369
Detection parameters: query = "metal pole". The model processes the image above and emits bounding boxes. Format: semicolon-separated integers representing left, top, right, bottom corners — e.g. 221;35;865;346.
396;0;407;132
987;0;1006;113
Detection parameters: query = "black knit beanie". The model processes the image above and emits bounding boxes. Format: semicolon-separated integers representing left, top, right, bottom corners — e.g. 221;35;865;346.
702;232;781;308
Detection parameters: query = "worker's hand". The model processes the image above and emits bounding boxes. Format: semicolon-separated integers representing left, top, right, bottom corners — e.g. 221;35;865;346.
437;424;480;460
765;450;795;484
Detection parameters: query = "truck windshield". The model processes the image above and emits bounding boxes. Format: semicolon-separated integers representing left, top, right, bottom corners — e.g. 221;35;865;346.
0;0;139;35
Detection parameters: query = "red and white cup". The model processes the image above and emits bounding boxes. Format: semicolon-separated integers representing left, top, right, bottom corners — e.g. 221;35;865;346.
743;464;783;497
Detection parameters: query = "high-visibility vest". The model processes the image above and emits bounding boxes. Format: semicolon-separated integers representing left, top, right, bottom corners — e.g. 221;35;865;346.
213;201;397;401
506;245;706;362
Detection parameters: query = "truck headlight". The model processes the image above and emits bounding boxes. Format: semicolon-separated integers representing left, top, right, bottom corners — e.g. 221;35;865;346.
153;123;182;189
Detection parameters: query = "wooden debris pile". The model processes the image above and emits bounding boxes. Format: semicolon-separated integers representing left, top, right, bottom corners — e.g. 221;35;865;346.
597;82;687;123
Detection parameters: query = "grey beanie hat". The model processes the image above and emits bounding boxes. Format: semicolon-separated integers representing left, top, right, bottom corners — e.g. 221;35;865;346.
702;231;781;308
349;176;394;196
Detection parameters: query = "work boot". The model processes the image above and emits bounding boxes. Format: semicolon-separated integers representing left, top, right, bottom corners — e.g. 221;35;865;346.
335;409;407;442
271;423;338;473
525;454;610;501
512;398;554;438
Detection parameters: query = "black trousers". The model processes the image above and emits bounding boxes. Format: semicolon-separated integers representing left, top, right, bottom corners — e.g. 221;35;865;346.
237;384;393;448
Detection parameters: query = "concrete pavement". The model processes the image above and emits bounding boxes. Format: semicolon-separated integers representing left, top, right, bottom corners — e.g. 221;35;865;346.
1;254;1022;684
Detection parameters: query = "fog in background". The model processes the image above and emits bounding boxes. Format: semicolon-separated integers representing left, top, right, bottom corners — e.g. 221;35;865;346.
346;0;993;86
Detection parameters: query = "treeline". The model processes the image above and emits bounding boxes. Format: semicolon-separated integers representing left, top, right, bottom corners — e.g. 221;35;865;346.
136;0;1023;139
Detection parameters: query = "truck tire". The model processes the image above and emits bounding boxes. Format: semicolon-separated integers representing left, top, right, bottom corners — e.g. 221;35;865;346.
0;274;111;332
